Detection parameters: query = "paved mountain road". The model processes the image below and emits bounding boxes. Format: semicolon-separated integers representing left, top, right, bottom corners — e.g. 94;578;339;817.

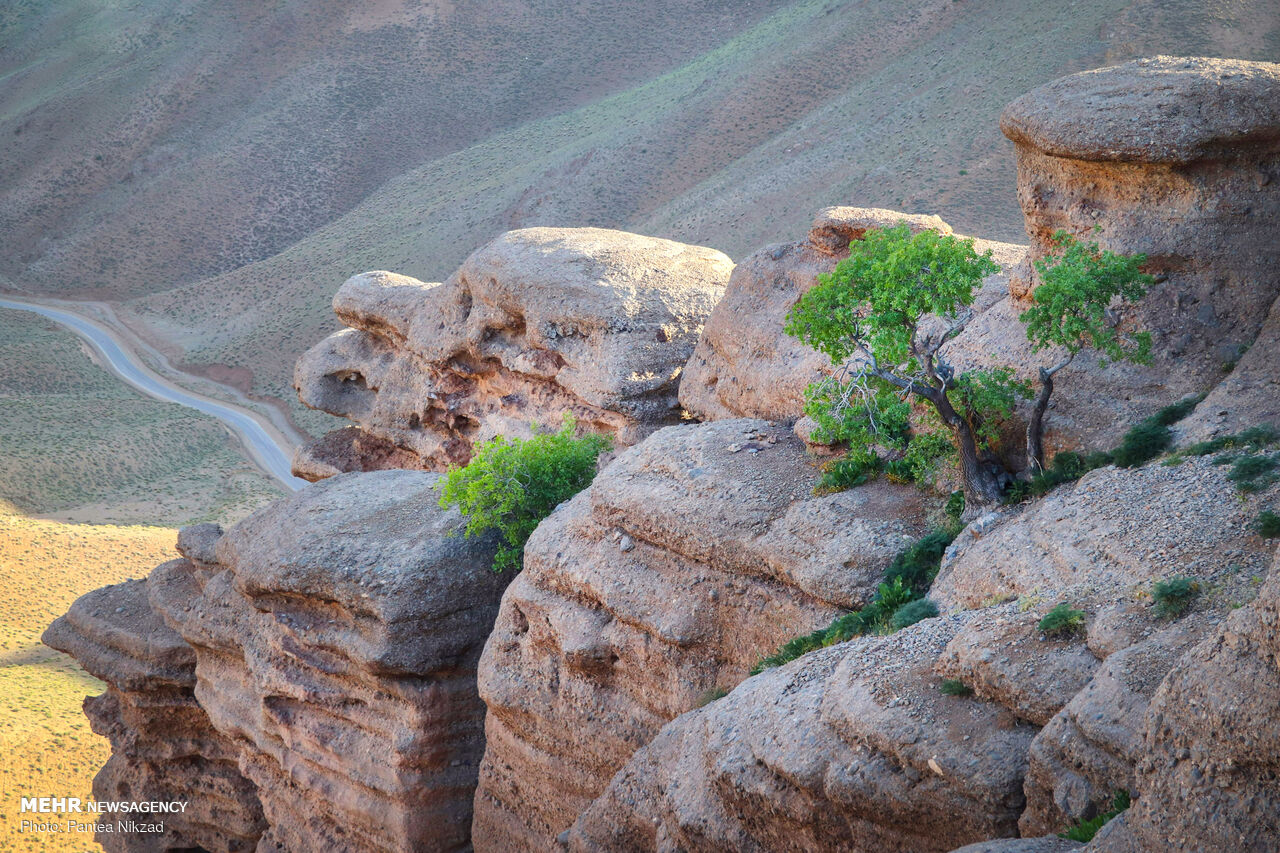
0;298;308;490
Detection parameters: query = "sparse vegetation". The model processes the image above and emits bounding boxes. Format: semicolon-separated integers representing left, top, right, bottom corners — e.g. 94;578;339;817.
939;678;973;697
1021;230;1154;471
1227;453;1279;494
1038;602;1086;638
1110;397;1202;469
438;416;610;572
1060;791;1132;842
1152;576;1200;618
752;525;959;673
1255;510;1280;539
695;687;729;707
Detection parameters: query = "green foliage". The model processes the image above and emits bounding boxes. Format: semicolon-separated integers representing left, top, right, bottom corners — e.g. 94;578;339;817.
1022;231;1154;365
752;526;960;674
1060;791;1132;842
1182;425;1280;457
946;366;1032;449
1112;420;1175;468
939;678;973;697
816;454;877;493
695;687;729;707
1152;576;1200;618
944;490;966;526
1227;453;1279;494
437;416;611;572
890;597;939;630
1255;510;1280;539
1151;396;1204;427
785;223;998;367
1038;602;1086;638
1005;449;1113;504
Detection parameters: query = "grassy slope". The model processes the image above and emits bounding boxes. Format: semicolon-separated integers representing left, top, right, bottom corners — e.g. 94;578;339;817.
0;512;176;853
0;307;284;524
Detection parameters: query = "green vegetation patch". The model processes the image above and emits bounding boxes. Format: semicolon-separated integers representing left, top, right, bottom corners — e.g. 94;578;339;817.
1038;602;1086;638
1152;576;1200;618
438;415;610;572
939;678;973;697
1255;510;1280;539
1060;791;1132;842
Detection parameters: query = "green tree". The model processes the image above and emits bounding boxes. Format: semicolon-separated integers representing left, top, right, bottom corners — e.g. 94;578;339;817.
438;415;610;571
1021;230;1154;470
785;223;1026;505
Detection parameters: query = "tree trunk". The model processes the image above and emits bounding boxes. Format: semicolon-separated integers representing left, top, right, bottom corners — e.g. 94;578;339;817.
932;391;1006;506
1026;366;1054;473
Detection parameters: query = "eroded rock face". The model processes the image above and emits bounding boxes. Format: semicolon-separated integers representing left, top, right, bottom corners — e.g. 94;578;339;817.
43;577;265;853
471;418;933;850
997;56;1280;448
1085;546;1280;853
679;206;1024;422
148;471;508;853
48;471;509;852
930;457;1279;612
293;228;732;479
569;615;1039;852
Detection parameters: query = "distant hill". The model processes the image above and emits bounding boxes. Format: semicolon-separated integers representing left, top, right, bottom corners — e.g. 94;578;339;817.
2;0;1277;434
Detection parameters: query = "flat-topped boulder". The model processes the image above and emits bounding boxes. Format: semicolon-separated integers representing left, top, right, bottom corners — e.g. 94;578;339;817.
293;228;731;479
1000;56;1280;164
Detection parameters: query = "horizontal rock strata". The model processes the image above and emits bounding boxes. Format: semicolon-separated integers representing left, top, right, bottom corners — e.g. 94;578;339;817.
471;418;934;850
293;228;732;479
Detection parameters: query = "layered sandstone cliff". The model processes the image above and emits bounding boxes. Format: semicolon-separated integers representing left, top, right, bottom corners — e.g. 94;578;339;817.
48;471;509;852
472;418;936;849
292;228;731;480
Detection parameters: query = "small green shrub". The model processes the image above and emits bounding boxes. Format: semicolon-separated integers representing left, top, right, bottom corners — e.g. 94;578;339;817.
1060;791;1132;842
438;416;611;572
1256;510;1280;539
817;454;878;493
752;527;959;673
1039;602;1086;638
939;678;973;697
884;527;959;594
1111;419;1174;468
1152;576;1200;618
944;490;966;526
696;687;729;707
1151;396;1202;427
890;598;939;630
1227;453;1279;493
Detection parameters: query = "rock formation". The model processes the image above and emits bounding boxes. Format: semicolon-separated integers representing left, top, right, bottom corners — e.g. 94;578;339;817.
43;576;265;853
565;453;1277;850
48;471;509;852
679;206;1023;422
292;228;732;480
471;418;935;850
995;55;1280;448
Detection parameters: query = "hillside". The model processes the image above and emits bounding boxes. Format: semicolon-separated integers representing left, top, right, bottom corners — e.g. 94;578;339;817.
3;0;1277;434
0;306;282;523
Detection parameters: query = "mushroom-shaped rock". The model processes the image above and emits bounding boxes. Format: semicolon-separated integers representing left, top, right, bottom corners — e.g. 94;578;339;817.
293;228;731;479
995;56;1280;445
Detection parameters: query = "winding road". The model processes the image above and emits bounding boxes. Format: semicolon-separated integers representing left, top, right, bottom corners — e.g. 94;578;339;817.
0;298;308;491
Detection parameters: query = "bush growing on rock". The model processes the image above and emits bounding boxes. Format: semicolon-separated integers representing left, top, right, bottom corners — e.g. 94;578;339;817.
889;597;938;630
1059;790;1131;842
1038;602;1086;638
438;416;611;571
939;678;973;697
1152;576;1200;618
1256;510;1280;539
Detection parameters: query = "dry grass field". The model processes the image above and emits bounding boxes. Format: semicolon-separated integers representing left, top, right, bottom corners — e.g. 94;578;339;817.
0;510;177;852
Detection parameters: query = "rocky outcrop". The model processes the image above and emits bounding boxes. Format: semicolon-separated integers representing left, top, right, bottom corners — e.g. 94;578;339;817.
679;206;1023;422
1084;545;1280;852
471;418;935;850
292;228;732;479
930;456;1279;612
43;577;265;853
995;56;1280;449
47;470;509;852
569;614;1039;852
